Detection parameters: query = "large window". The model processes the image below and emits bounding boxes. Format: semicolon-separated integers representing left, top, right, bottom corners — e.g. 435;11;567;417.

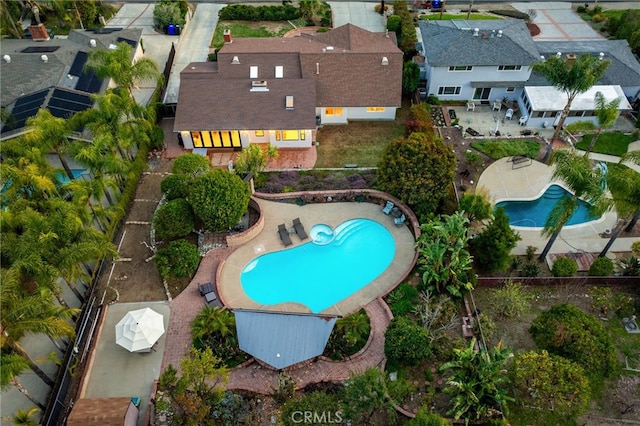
191;131;241;148
448;66;473;71
498;65;522;71
255;130;264;137
325;107;343;117
283;130;300;141
437;86;461;95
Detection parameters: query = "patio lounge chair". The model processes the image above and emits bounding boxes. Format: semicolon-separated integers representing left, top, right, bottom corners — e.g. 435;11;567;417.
505;108;514;120
205;291;218;306
198;282;214;296
278;224;292;247
382;201;394;215
293;217;308;240
394;213;406;227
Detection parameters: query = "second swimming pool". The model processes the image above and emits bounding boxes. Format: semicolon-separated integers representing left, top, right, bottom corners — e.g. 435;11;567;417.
240;218;396;313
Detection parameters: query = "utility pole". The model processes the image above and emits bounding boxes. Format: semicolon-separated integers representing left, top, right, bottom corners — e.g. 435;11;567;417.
439;0;446;20
466;0;474;20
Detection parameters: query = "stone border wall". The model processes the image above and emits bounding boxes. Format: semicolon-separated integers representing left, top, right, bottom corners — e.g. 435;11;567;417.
225;198;264;248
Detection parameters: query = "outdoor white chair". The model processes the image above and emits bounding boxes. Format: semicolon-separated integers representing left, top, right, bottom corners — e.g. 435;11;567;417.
519;116;528;126
505;108;514;120
466;100;476;112
492;100;502;111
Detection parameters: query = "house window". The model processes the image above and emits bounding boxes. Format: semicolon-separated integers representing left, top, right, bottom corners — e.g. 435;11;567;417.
250;66;258;79
535;111;545;118
498;65;522;71
367;107;385;112
569;111;584;117
274;131;281;141
437;86;461;95
326;107;343;116
275;66;283;78
191;132;203;148
282;130;299;141
506;87;516;92
448;66;473;71
255;130;264;137
300;130;305;140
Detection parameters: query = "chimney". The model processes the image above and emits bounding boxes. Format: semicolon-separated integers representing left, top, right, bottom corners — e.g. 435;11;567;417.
497;30;503;37
223;29;232;43
473;28;479;37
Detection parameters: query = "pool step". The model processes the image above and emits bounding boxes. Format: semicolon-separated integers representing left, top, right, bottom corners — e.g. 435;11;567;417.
334;221;366;246
543;185;568;200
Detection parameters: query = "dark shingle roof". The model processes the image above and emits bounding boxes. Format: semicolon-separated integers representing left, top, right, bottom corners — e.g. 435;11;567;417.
234;310;337;370
418;19;540;67
534;40;640;88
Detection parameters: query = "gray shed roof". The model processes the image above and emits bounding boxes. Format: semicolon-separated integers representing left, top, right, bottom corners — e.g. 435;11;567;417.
234;310;337;370
534;40;640;88
418;19;540;67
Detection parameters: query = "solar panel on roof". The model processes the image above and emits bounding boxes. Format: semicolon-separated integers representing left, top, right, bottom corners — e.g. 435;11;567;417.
48;89;94;118
52;88;93;105
75;69;103;94
22;46;60;53
116;37;137;48
1;89;49;133
69;51;88;77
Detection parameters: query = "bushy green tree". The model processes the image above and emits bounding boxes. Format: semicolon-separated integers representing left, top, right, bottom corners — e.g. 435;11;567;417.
459;192;493;223
416;212;473;298
384;316;430;366
403;61;420;95
172;153;211;176
440;339;513;423
377;131;456;219
529;304;617;378
153;1;184;30
280;391;342;426
511;350;590;419
190;169;251;232
342;368;396;424
155;239;200;278
154;199;195;240
551;256;578;277
470;207;521;272
160;174;191;200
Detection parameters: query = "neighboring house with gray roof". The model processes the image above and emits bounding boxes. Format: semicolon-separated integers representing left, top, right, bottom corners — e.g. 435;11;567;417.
0;27;143;141
417;19;540;103
533;40;640;101
173;24;403;150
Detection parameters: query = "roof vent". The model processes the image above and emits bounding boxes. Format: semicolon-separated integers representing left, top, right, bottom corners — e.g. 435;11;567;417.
473;28;479;36
3;55;10;63
381;56;389;66
497;30;503;37
599;52;605;60
540;55;545;60
89;39;96;48
231;56;240;64
41;54;48;63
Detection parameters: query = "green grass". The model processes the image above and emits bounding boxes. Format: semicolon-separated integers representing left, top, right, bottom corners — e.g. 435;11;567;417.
212;21;294;49
420;13;502;20
574;132;635;156
470;140;541;160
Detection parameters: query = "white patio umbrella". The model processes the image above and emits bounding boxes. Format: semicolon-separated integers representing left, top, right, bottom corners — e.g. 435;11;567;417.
115;307;165;352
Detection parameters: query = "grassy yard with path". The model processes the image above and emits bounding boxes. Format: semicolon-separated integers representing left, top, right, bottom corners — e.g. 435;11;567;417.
575;132;636;157
470;139;541;160
211;20;294;49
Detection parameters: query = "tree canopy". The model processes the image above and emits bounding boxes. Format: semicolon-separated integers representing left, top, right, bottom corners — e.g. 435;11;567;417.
377;131;456;219
470;207;521;272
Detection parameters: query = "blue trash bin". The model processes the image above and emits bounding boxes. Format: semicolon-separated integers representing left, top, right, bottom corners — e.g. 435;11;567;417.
167;24;176;36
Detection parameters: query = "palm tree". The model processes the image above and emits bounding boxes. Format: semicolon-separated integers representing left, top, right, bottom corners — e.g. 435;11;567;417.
9;406;40;426
24;109;75;181
538;149;611;261
0;353;46;411
586;91;621;155
192;306;236;345
599;154;640;257
0;268;79;388
533;53;611;143
336;310;370;347
439;339;513;423
85;42;162;97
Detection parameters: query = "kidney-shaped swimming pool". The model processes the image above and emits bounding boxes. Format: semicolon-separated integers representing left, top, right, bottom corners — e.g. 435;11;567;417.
240;218;396;313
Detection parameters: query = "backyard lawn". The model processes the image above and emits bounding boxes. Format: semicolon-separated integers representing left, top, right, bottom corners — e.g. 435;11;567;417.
575;132;636;157
211;20;294;49
470;139;541;160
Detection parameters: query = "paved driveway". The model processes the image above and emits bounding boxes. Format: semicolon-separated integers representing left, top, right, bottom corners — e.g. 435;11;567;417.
329;1;386;32
511;1;603;41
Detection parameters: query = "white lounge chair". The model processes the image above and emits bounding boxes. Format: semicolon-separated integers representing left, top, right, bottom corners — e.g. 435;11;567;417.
505;108;514;120
466;100;476;112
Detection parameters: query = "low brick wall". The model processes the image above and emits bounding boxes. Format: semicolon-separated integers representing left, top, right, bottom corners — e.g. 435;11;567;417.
225;198;264;248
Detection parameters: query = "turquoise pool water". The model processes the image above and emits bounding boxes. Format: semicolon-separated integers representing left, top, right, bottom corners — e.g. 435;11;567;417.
241;218;396;313
495;184;600;227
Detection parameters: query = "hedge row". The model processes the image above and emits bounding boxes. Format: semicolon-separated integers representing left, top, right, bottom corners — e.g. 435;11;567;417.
218;4;300;21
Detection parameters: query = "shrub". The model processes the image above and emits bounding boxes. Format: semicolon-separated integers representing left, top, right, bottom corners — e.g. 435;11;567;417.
465;151;480;166
472;313;497;345
470;207;521;272
521;261;540;277
172;153;211;176
190;169;251;232
588;257;614;276
280;392;341;426
387;282;419;316
489;9;529;20
384;316;430;366
153;1;184;30
155;239;200;278
154;199;195;240
551;256;578;277
529;304;617;378
426;94;440;105
490;279;531;318
150;125;164;150
406;407;451;426
511;350;591;419
387;15;402;34
160;174;191;200
620;256;640;276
